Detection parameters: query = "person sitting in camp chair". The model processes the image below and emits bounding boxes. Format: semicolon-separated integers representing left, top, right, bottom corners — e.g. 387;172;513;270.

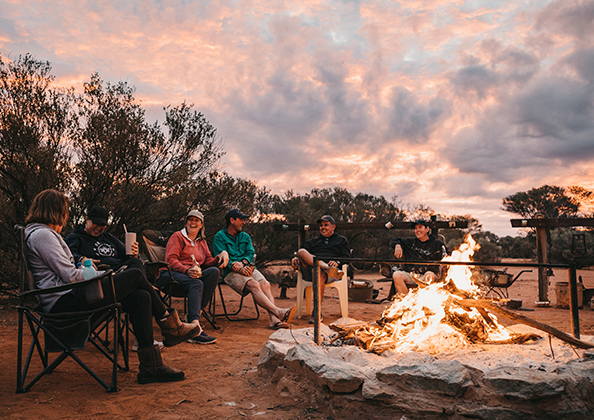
291;215;351;323
25;189;202;384
390;219;447;296
213;209;296;330
66;205;161;351
66;205;143;273
156;210;229;345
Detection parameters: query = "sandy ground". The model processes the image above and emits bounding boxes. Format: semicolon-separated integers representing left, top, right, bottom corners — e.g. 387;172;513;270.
1;262;594;419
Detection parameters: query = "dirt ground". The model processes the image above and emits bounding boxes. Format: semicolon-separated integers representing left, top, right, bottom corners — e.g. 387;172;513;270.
1;261;594;419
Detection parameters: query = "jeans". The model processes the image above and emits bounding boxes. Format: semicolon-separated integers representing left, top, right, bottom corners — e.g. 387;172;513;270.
156;266;219;323
51;268;167;349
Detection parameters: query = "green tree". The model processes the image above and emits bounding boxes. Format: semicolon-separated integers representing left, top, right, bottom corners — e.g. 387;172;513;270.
71;73;224;236
498;235;535;259
0;54;76;290
501;185;584;219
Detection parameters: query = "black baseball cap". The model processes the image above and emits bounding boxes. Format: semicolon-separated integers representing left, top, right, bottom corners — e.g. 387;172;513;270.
414;219;429;227
317;215;336;225
225;209;249;223
88;206;109;225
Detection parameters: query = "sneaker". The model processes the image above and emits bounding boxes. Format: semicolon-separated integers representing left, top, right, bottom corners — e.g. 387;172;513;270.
187;331;217;345
132;339;164;352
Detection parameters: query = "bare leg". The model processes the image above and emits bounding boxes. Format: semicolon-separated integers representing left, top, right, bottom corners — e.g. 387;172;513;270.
245;279;289;326
296;248;330;272
392;271;410;295
260;279;282;324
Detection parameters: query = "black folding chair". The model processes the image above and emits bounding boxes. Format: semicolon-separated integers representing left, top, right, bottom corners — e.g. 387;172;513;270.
208;273;260;322
141;230;218;329
15;225;129;394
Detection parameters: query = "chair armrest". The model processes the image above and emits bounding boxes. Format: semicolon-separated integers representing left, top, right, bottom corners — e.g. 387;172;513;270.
144;261;169;279
18;270;114;298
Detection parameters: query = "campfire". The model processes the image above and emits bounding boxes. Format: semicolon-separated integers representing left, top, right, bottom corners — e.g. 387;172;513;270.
258;235;594;418
331;235;541;354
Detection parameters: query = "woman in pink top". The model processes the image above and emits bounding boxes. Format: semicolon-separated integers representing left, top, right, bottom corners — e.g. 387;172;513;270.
157;210;228;344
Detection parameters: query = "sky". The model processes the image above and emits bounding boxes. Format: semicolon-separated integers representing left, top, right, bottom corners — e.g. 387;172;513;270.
1;0;594;237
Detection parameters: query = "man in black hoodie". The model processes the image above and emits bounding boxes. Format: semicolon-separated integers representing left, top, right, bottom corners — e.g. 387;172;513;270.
291;215;351;323
66;206;143;272
390;219;447;295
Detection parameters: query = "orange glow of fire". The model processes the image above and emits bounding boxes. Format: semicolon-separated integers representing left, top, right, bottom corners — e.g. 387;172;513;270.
367;235;512;353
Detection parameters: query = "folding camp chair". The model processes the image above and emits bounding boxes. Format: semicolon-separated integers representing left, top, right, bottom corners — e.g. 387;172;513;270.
207;275;261;322
141;230;218;329
15;225;129;394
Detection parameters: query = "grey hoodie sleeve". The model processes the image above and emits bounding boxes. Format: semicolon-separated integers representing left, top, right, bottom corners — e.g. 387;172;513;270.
25;223;85;312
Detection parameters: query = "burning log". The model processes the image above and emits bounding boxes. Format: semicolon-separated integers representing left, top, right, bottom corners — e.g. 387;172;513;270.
457;299;594;350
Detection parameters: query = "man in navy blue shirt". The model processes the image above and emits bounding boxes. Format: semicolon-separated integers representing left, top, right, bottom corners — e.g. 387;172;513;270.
292;215;351;322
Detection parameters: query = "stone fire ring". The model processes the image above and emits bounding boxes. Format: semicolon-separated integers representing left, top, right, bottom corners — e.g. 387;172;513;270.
257;319;594;420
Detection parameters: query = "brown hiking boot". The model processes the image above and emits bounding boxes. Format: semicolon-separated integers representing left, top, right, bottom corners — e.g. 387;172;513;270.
137;344;185;384
156;308;202;347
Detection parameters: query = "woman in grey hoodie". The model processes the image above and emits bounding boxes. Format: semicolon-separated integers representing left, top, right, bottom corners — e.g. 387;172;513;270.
25;189;201;384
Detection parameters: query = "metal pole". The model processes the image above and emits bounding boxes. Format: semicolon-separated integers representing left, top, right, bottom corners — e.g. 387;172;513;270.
312;256;321;345
569;263;580;339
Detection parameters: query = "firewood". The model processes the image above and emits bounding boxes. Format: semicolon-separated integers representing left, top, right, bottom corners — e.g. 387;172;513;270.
457;299;594;349
484;333;541;345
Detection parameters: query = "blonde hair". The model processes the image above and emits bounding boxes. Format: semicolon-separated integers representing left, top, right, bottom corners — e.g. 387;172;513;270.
25;189;69;227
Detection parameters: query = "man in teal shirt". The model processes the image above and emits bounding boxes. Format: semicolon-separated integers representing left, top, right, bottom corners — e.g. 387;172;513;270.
213;209;296;329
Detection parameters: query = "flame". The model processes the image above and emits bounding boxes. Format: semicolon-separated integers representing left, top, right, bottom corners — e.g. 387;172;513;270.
366;235;512;354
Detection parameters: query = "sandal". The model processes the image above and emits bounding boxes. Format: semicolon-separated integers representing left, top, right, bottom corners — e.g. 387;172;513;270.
269;321;289;330
281;305;296;325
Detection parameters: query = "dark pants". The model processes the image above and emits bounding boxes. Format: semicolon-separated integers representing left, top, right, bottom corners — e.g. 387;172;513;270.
115;257;145;273
156;267;219;323
51;268;167;349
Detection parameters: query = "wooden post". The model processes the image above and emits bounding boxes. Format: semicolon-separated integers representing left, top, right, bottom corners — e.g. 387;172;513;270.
298;218;305;249
536;226;549;302
312;257;321;345
569;264;580;338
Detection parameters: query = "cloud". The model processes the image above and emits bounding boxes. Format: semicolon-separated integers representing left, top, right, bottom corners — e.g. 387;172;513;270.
444;74;594;182
565;46;594;83
536;0;594;44
451;65;500;98
385;87;449;143
231;71;327;140
2;0;594;237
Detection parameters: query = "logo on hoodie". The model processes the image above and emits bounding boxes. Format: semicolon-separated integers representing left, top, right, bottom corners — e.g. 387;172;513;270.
94;241;117;257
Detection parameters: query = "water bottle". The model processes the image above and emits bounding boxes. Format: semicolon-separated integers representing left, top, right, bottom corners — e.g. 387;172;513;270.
83;259;104;303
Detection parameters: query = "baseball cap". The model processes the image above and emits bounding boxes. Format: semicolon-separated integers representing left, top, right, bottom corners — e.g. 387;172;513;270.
414;219;430;227
225;209;249;223
317;215;336;225
186;210;204;221
88;206;109;226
